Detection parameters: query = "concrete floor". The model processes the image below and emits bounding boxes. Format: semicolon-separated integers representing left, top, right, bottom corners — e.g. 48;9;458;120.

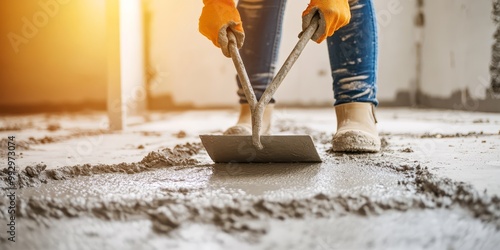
0;107;499;249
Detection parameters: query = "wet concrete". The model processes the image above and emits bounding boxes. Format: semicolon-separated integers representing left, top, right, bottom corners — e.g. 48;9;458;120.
1;108;500;249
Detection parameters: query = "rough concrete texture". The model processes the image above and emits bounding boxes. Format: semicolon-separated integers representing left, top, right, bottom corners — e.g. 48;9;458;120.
493;0;500;93
1;108;500;249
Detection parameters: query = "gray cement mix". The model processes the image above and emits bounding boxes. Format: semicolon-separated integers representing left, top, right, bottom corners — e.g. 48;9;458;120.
0;109;499;249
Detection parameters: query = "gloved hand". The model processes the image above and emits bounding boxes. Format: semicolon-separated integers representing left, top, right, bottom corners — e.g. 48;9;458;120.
199;0;245;57
302;0;351;43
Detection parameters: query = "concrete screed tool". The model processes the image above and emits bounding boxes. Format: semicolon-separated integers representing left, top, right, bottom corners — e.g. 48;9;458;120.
200;17;322;163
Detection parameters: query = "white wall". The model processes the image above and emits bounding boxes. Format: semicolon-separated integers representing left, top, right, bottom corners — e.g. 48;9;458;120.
148;0;419;107
148;0;496;108
420;0;495;101
375;0;418;102
2;0;495;111
148;1;237;107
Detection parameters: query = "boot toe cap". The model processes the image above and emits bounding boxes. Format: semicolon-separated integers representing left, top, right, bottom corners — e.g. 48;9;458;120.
223;125;252;135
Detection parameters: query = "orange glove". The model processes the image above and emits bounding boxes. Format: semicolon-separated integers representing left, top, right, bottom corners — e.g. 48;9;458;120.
199;0;245;57
302;0;351;43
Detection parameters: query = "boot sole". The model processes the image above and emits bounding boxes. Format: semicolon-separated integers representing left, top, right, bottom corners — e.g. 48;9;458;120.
331;130;381;153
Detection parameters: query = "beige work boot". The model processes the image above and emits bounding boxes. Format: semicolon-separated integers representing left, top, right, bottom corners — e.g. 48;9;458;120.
332;102;381;153
224;104;274;135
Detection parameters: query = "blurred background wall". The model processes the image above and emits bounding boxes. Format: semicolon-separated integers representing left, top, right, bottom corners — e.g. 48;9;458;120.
146;0;420;108
1;0;499;113
0;0;107;112
419;0;498;111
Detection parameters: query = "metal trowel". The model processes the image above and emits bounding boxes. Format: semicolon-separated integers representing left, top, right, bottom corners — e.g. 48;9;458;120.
200;17;322;163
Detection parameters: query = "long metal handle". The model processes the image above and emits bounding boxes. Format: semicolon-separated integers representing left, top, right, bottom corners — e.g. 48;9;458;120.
228;32;265;150
228;16;320;150
256;17;319;108
228;33;257;110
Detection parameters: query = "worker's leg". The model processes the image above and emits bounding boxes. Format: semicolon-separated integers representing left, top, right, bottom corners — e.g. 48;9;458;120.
328;0;378;106
236;0;288;104
225;0;287;135
327;0;381;152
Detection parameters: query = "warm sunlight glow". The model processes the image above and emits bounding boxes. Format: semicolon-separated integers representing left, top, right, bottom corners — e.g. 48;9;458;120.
1;0;107;106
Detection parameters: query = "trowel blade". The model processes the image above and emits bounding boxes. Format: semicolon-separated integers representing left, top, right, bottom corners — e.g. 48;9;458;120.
200;135;322;163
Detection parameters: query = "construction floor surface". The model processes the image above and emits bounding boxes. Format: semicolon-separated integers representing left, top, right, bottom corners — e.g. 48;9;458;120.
1;107;500;249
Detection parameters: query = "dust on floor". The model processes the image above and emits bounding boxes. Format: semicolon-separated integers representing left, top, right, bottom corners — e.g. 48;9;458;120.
0;108;500;249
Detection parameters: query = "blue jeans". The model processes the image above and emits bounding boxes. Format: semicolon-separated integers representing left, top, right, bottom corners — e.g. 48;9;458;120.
236;0;378;106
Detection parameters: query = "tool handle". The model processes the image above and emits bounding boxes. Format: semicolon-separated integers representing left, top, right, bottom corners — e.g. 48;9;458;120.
228;32;258;109
256;16;319;110
228;32;265;150
251;16;319;148
227;16;319;150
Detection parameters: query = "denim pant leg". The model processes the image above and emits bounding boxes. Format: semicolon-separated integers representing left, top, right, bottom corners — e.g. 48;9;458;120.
327;0;379;106
236;0;288;104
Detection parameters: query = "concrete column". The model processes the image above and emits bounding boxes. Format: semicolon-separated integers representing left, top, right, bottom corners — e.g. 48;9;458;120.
106;0;146;130
106;0;125;130
120;0;147;116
